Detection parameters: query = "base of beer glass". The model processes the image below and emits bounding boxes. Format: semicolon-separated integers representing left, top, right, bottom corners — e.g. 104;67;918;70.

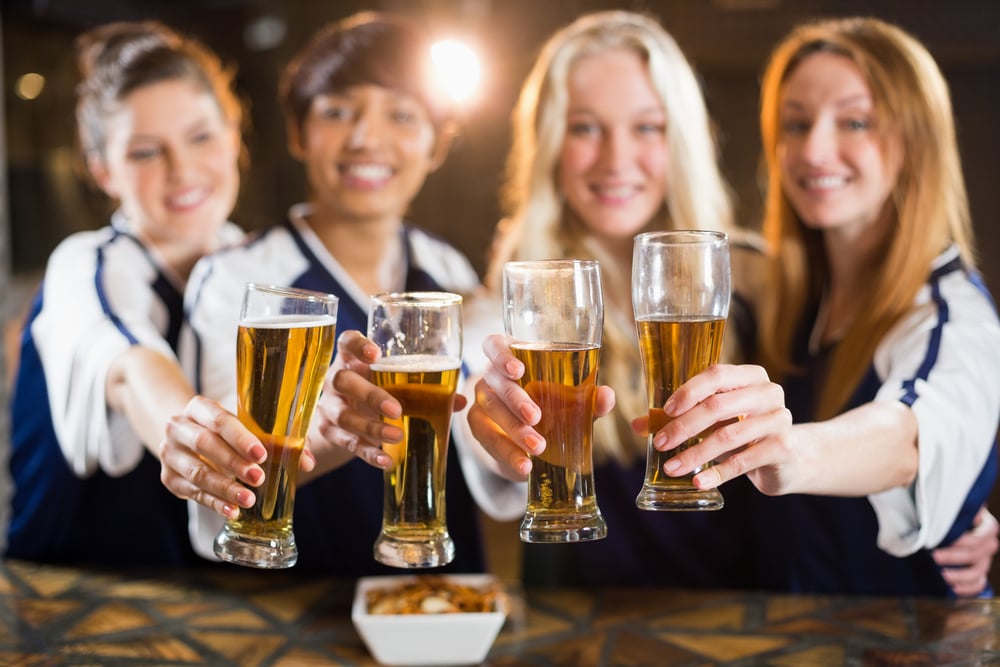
519;508;608;543
373;532;455;569
635;484;724;511
213;524;298;569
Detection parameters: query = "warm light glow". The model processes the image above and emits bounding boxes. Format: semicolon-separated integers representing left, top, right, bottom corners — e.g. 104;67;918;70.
16;73;45;100
430;39;481;104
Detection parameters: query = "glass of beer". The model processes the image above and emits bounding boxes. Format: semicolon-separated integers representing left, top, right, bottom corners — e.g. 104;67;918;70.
369;292;463;568
502;259;607;543
633;230;731;511
213;283;338;568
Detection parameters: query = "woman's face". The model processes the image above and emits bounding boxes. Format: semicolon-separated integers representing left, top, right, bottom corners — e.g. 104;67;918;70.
94;78;241;247
557;48;669;241
292;84;443;226
776;52;902;240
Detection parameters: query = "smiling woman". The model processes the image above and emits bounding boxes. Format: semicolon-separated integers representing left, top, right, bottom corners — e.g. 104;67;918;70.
156;11;488;577
5;20;246;567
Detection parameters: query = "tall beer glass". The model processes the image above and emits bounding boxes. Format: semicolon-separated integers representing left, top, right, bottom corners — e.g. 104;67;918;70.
369;292;462;568
213;283;338;568
633;231;731;511
503;259;607;543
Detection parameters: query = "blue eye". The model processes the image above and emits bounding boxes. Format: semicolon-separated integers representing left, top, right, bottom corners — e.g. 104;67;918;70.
843;118;871;131
391;109;417;124
191;131;213;145
635;123;665;136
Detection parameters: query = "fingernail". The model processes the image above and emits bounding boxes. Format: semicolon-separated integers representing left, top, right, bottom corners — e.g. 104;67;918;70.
653;434;668;450
664;458;681;473
663;398;676;416
235;490;255;508
517;458;532;476
249;444;267;462
525;433;545;455
376;454;391;468
223;505;239;519
519;404;540;425
247;467;264;486
505;359;522;377
381;399;402;418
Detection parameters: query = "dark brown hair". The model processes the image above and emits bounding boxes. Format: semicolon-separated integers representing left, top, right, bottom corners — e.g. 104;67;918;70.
279;11;452;136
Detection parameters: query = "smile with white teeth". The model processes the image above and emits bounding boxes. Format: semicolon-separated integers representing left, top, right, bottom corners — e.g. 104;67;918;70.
342;163;392;180
167;188;208;209
593;184;636;199
803;175;848;189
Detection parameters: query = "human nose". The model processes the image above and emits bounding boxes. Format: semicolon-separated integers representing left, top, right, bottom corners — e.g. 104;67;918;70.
165;145;196;180
347;108;382;150
598;128;633;171
799;119;837;164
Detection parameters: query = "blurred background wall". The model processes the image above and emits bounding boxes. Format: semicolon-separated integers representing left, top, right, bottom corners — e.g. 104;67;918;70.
0;0;998;583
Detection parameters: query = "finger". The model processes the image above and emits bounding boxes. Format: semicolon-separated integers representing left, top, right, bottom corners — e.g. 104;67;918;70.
939;566;989;597
184;396;267;465
663;364;771;417
164;413;264;488
159;444;256;518
677;409;792;488
311;414;392;469
595;385;615;418
481;363;540;425
482;334;521;379
476;379;544;455
336;330;380;366
330;368;402;420
467;403;531;479
654;380;786;456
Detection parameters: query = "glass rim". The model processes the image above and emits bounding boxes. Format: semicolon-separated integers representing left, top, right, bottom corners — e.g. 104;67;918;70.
370;291;463;306
245;282;338;303
634;230;729;245
502;258;600;271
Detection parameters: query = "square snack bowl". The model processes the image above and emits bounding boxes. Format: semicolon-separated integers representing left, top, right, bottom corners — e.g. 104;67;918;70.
351;573;508;666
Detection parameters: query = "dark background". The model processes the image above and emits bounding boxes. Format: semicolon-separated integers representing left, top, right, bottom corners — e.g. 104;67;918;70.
1;0;998;588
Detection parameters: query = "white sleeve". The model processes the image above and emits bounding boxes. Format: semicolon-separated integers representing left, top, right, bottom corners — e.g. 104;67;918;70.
868;276;1000;556
33;234;175;477
185;256;244;411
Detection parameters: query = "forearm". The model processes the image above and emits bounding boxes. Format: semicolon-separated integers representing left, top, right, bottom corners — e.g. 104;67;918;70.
106;346;196;457
790;401;919;496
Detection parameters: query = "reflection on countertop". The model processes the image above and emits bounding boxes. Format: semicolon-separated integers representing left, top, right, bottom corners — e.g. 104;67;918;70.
0;558;997;666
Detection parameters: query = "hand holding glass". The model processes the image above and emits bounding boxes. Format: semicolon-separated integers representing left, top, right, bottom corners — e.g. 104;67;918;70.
503;259;607;543
369;292;463;568
633;231;731;511
214;283;338;568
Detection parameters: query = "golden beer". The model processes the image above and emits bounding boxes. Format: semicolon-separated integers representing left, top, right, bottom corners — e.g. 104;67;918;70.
220;315;335;561
636;316;725;506
512;342;606;542
371;354;459;566
372;355;459;540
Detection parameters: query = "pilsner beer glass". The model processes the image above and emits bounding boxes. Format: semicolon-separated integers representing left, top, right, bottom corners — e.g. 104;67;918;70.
214;283;338;568
369;292;463;568
633;231;731;511
503;259;607;543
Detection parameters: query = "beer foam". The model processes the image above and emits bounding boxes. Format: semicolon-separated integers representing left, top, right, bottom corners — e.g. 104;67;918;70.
371;354;461;373
239;314;337;328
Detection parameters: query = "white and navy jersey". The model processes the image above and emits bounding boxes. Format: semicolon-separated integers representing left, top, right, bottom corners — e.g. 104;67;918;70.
6;212;244;566
184;206;486;575
752;246;1000;596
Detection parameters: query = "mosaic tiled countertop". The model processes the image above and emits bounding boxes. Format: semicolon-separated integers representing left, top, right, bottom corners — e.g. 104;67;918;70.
0;559;996;665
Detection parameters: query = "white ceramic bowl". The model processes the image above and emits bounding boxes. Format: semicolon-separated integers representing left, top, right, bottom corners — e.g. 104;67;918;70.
351;574;508;666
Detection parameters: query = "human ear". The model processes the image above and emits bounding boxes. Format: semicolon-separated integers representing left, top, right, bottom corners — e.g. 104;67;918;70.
285;117;305;161
427;121;458;173
86;152;118;198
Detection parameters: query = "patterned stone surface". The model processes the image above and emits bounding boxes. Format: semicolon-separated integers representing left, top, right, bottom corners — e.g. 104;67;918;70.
0;559;997;665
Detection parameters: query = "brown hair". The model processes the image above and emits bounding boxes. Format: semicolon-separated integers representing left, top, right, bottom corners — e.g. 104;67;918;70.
279;11;454;138
75;20;242;159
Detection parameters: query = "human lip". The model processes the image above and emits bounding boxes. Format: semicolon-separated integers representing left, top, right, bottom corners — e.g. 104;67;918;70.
340;162;393;186
590;182;640;204
165;186;210;212
799;174;849;191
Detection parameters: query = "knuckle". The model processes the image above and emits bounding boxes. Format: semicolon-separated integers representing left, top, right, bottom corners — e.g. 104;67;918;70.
187;462;211;487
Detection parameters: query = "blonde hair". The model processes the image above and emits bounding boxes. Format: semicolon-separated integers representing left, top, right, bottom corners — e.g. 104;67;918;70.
757;17;976;418
491;11;734;462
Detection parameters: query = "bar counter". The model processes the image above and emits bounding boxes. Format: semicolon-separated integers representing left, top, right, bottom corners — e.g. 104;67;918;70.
0;558;997;666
